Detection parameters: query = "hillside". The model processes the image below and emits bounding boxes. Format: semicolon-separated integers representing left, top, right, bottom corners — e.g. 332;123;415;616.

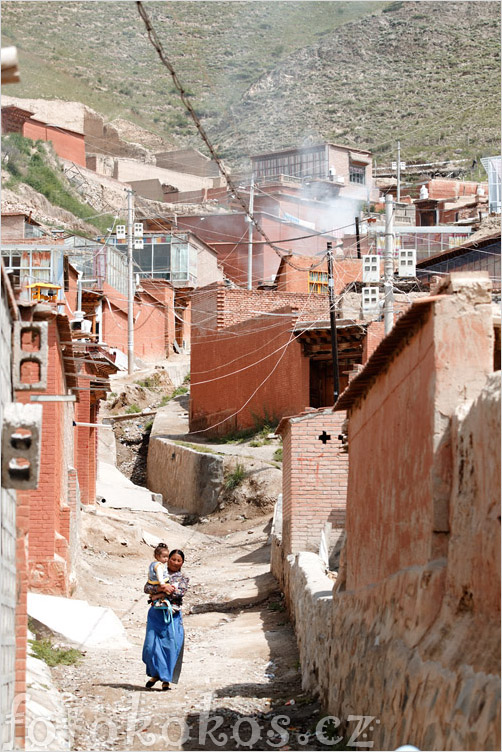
1;1;500;173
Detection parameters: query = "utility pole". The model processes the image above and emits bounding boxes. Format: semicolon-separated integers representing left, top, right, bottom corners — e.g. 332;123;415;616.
326;243;340;404
384;194;394;335
247;174;254;290
355;216;361;259
397;140;401;203
127;187;134;375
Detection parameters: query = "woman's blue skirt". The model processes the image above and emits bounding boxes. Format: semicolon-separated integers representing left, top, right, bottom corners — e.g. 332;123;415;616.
142;607;184;684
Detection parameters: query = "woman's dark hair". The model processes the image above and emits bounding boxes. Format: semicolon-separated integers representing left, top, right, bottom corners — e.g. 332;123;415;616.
154;543;168;559
169;549;185;562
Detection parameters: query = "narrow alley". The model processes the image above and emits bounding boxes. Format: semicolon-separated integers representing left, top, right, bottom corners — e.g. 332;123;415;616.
34;365;335;752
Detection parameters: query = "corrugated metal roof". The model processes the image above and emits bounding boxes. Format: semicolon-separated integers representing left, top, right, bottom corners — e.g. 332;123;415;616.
334;297;441;412
416;232;501;268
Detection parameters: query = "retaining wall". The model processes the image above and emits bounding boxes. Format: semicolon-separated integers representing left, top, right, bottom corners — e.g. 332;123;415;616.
147;437;223;515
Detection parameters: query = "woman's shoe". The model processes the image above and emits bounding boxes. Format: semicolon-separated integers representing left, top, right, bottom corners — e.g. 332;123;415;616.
161;682;170;691
145;677;159;688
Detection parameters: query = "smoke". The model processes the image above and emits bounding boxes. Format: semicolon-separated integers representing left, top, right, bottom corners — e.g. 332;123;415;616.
299;180;368;238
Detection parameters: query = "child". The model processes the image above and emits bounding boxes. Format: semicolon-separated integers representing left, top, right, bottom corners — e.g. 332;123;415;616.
145;543;171;608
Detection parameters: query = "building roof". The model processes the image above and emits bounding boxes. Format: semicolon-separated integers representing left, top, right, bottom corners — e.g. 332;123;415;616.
334;297;441;411
251;142;372;160
1;211;42;226
1;104;34;119
416;231;501;268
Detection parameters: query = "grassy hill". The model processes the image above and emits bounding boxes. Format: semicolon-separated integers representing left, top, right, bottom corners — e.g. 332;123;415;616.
2;1;500;173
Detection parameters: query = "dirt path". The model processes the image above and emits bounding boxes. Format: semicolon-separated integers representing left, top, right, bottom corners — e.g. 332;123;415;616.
48;363;333;751
51;506;328;751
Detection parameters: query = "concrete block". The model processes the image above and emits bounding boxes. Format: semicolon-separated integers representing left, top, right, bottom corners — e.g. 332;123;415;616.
1;402;42;489
13;321;48;391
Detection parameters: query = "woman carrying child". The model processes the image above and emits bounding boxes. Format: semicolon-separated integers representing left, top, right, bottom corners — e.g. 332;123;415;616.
142;548;189;690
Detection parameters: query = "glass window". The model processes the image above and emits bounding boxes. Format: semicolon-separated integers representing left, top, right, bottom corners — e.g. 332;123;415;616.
349;164;366;184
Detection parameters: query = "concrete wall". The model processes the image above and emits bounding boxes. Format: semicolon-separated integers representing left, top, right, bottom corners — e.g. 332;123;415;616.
113;159;214;192
147;436;223;515
1;215;25;241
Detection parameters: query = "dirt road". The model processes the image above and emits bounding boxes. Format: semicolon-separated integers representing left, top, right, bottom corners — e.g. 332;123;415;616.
50;505;330;751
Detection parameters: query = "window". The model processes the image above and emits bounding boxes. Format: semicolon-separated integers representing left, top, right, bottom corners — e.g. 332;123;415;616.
308;271;328;294
349;163;366;185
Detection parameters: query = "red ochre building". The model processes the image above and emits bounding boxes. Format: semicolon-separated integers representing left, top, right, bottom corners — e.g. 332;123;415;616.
189;275;385;438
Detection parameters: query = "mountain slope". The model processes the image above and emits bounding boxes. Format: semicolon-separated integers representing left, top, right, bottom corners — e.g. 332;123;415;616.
214;1;500;165
1;1;383;147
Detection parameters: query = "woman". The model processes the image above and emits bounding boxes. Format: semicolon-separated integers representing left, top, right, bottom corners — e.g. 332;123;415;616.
142;549;189;690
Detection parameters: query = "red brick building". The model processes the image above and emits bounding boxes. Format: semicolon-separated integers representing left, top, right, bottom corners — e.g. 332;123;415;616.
3;266;117;746
189;283;372;436
275;254;362;294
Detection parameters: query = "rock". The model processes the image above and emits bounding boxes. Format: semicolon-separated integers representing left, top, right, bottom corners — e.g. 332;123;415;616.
28;593;131;649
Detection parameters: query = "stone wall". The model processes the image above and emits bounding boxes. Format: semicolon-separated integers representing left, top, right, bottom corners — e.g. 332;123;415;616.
146;437;223;515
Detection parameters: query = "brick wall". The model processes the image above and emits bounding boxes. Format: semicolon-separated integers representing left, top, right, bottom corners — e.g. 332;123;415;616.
191;284;330;331
276;256;362;294
74;370;91;504
362;321;386;362
427;178;488;199
280;410;348;555
15;319;74;595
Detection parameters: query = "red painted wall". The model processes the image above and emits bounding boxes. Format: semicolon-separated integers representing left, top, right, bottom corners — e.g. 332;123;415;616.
345;290;494;592
101;283;168;361
22;119;86;166
190;312;310;436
